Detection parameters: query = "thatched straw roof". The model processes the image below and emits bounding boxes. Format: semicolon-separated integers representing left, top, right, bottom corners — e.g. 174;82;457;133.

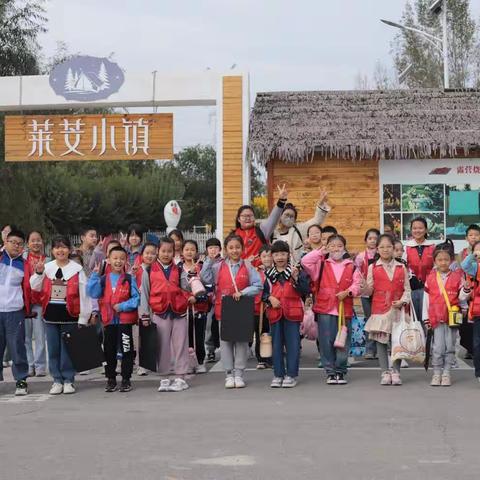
248;89;480;164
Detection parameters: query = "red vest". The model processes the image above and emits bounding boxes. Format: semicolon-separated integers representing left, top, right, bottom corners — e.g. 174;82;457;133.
41;274;81;318
266;278;304;324
26;253;46;305
313;261;355;318
371;264;406;315
149;262;189;315
360;250;375;278
254;269;266;315
135;264;144;289
424;270;462;328
214;261;251;320
461;248;470;261
235;227;265;268
99;274;138;325
469;268;480;319
406;244;435;284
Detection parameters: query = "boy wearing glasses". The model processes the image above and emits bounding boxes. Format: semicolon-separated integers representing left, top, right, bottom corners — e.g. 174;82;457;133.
0;229;30;395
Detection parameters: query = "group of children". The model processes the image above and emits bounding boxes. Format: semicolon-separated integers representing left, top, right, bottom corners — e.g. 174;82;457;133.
1;214;480;396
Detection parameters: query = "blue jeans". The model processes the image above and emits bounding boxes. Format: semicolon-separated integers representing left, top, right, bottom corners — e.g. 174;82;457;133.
0;310;29;381
25;304;47;373
411;288;424;323
317;313;352;376
45;323;76;384
270;318;300;378
361;297;376;356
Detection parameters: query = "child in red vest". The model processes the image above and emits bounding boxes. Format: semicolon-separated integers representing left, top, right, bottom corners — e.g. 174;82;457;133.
254;244;273;369
362;234;411;385
424;241;467;387
405;217;435;324
264;241;310;388
354;228;380;360
201;234;263;389
459;224;480;261
461;240;480;384
302;234;362;385
180;239;210;374
87;246;140;392
139;237;194;392
30;236;92;395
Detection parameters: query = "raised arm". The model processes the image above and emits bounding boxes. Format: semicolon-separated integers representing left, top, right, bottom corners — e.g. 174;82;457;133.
259;184;288;239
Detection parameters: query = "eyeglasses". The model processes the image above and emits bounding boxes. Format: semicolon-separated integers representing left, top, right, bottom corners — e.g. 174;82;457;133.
239;215;254;220
7;240;24;247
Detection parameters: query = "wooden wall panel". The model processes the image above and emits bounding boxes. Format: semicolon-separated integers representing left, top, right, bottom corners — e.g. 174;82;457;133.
268;155;380;252
222;76;244;236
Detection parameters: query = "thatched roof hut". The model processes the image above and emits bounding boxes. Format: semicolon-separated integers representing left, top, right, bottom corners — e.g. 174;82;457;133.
248;89;480;250
248;89;480;164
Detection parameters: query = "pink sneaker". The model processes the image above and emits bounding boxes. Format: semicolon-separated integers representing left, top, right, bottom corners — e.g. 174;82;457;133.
380;371;392;385
391;372;402;386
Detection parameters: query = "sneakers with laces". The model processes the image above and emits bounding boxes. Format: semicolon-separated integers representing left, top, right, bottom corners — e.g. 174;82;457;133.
119;379;132;392
234;376;246;388
441;373;451;387
196;364;207;374
391;372;402;386
326;374;337;385
136;367;148;376
380;371;392;385
63;383;76;394
158;379;171;392
282;376;297;388
169;378;189;392
430;374;442;386
105;379;118;392
225;376;235;389
336;373;347;385
15;380;28;396
49;383;63;395
270;377;283;388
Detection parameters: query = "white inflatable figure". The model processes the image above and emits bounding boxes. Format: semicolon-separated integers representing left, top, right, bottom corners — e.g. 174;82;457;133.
164;200;182;234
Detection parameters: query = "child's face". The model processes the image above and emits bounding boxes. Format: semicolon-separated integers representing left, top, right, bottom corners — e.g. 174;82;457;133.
272;251;289;268
142;246;157;266
226;239;243;262
28;232;43;254
158;243;174;264
378;239;394;261
1;225;11;243
108;251;127;273
467;229;480;247
435;251;451;273
207;245;221;259
4;235;24;258
411;221;427;242
260;250;273;269
81;230;98;249
327;239;345;259
383;225;393;236
170;235;182;253
308;227;322;246
365;232;378;250
321;232;334;247
52;243;70;262
128;232;142;248
182;243;197;262
394;242;404;258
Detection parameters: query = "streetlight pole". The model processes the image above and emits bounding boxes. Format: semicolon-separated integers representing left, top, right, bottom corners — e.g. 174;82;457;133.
381;0;449;89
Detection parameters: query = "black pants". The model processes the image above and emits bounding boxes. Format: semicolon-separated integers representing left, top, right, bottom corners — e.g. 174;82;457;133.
254;314;272;364
104;324;134;381
188;310;207;365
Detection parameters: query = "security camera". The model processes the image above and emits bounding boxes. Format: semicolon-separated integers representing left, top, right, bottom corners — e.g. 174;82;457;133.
429;0;443;15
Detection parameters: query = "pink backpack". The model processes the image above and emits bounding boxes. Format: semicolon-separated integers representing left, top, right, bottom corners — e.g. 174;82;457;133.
300;308;317;341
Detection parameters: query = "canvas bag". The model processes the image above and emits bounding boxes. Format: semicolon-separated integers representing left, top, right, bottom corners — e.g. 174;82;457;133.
391;304;426;363
259;303;272;359
334;300;348;349
436;271;463;327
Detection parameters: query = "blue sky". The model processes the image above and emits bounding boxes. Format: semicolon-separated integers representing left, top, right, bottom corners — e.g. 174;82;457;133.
39;0;480;149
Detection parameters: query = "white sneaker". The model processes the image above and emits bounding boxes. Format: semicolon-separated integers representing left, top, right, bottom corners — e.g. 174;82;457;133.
49;383;63;395
169;378;189;392
158;379;171;392
225;376;235;389
63;383;76;394
282;376;297;388
270;377;283;388
14;381;28;396
78;370;90;376
137;367;148;376
234;376;246;388
196;364;207;374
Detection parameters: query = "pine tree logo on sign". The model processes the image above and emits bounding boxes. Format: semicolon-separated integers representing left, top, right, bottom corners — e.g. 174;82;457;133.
49;56;124;101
